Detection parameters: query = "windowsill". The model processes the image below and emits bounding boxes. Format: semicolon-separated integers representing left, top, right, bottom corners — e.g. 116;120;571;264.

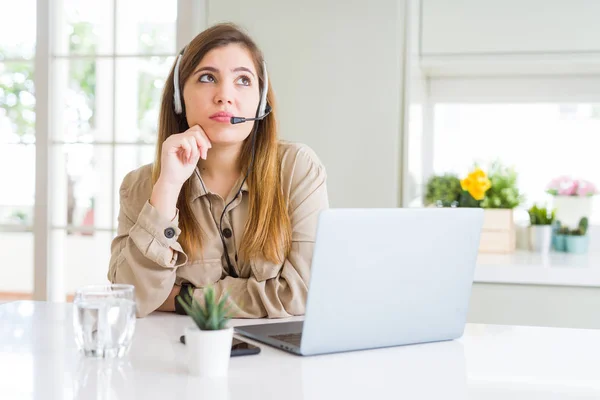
475;250;600;288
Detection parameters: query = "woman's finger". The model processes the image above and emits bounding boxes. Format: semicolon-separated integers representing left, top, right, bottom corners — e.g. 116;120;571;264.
191;131;211;160
187;136;199;163
178;137;192;163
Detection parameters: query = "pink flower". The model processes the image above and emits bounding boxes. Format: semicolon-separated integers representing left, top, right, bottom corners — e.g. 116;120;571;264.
547;176;598;197
546;176;567;191
558;183;576;196
576;180;598;197
546;176;572;192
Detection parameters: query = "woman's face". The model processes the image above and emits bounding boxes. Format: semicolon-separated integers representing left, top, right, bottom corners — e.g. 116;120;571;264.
182;43;261;146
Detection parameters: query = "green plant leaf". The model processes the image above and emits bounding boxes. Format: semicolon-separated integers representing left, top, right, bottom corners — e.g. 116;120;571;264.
527;203;555;225
458;191;482;208
424;174;462;207
178;285;232;331
480;160;524;209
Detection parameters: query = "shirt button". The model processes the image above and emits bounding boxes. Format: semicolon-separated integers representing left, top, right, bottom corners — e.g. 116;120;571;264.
222;228;232;239
164;227;176;239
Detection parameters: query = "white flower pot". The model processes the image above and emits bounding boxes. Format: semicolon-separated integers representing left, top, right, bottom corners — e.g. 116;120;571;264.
552;196;593;229
185;326;233;377
528;225;552;253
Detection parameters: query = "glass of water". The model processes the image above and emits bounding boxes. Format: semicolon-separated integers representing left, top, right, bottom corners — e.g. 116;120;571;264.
73;284;137;358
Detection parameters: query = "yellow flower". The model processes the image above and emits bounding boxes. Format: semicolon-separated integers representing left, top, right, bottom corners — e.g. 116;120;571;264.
461;168;491;201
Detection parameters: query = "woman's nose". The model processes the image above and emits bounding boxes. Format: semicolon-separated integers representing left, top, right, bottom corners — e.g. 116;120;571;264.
214;83;234;105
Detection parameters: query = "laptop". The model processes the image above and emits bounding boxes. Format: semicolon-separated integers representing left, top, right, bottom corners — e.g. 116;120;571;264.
235;208;484;356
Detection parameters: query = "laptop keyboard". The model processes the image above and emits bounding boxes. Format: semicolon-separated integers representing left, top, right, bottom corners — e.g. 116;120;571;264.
269;333;302;347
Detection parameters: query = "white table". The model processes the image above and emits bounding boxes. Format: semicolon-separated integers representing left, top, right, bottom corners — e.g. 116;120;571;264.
1;301;599;399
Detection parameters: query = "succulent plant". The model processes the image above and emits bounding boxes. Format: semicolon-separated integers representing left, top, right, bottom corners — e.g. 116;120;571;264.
570;217;589;236
528;204;556;225
176;285;233;331
556;217;590;236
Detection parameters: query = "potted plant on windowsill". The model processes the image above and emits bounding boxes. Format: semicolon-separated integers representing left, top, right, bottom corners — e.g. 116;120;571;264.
552;221;569;252
527;204;556;253
469;161;523;254
546;177;598;229
424;163;524;254
565;217;590;254
177;285;234;377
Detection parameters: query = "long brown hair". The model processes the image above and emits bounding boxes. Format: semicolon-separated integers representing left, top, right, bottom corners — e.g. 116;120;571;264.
153;23;291;265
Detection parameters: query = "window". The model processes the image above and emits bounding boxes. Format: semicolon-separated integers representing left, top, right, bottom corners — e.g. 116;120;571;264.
49;1;177;296
433;103;600;224
0;0;36;298
1;0;184;301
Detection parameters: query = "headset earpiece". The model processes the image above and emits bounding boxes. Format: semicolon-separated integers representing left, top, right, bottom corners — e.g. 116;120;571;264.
257;61;269;118
173;48;185;114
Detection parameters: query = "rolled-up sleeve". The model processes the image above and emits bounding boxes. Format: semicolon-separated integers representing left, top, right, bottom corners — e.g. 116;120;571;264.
194;145;329;318
108;170;188;317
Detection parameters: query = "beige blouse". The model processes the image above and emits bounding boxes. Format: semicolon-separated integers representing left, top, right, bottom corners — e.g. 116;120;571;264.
108;141;329;318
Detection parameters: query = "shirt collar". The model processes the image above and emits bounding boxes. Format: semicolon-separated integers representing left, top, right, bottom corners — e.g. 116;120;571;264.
189;168;249;201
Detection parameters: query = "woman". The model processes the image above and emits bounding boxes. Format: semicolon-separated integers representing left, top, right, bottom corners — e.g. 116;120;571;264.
108;23;328;318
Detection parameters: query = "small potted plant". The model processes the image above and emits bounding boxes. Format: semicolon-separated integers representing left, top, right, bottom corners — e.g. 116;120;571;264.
471;161;523;253
565;217;590;254
546;176;598;229
177;285;234;377
527;204;555;253
552;221;569;252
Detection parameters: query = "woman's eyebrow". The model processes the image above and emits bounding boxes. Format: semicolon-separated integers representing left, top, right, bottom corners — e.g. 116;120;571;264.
232;67;255;78
193;66;256;78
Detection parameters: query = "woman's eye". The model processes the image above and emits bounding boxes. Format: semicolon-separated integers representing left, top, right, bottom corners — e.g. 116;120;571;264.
236;75;251;86
199;74;215;83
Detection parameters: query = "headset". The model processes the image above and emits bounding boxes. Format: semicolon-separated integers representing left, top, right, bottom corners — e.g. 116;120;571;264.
172;46;271;277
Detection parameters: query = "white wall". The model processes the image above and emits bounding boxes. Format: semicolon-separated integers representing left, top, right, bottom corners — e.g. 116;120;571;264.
420;0;600;77
421;0;600;55
206;0;410;208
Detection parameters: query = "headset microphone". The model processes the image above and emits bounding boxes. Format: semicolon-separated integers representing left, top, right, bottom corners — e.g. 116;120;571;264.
230;105;272;124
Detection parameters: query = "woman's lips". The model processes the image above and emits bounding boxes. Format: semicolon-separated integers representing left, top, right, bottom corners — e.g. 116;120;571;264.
209;116;232;123
209;111;234;123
